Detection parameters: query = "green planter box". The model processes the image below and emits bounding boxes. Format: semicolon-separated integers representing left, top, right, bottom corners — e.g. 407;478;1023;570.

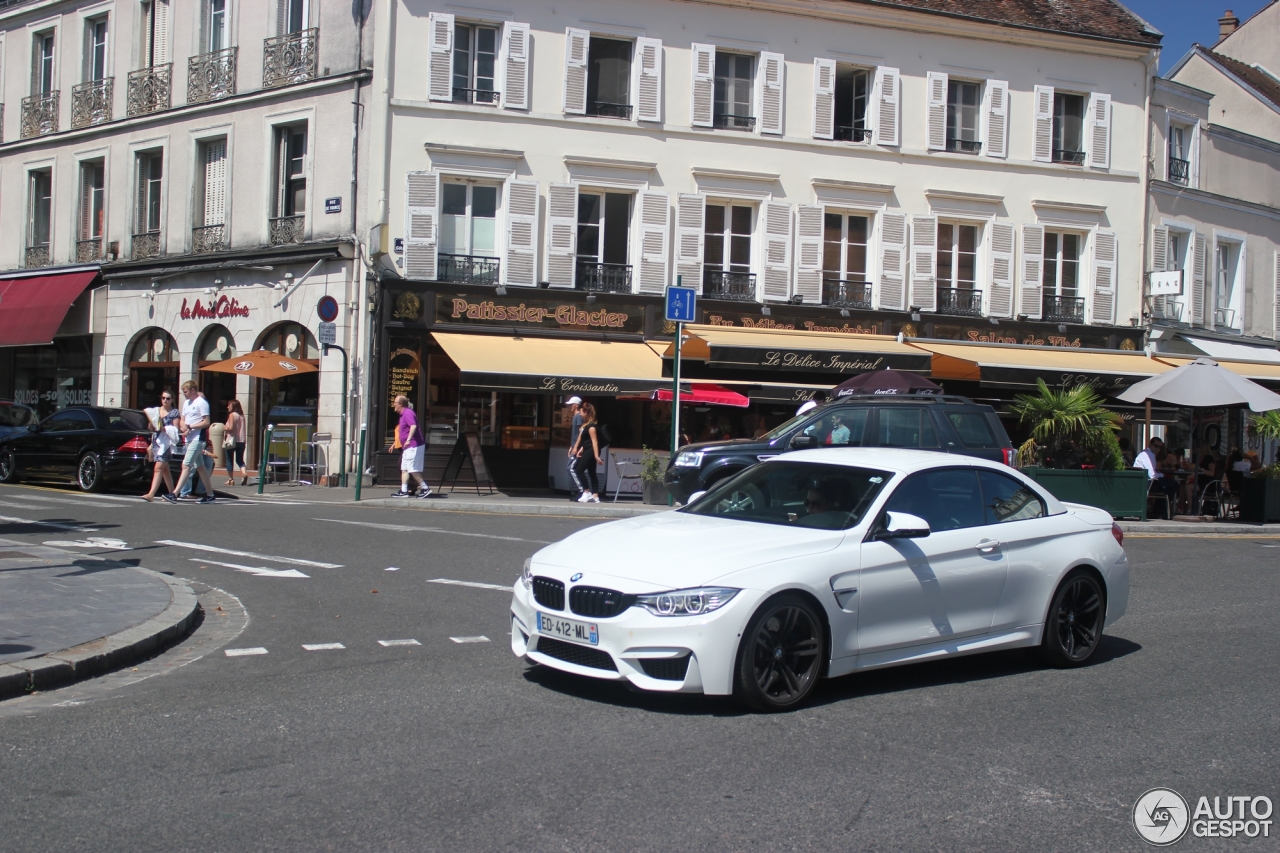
1239;477;1280;523
1020;468;1149;520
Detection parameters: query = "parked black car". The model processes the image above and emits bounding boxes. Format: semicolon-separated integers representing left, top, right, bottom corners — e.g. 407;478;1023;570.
0;406;157;492
0;401;39;442
664;394;1014;503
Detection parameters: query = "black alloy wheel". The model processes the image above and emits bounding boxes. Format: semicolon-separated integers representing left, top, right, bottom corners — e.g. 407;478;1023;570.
77;452;103;493
0;449;15;484
1041;569;1106;667
736;593;825;712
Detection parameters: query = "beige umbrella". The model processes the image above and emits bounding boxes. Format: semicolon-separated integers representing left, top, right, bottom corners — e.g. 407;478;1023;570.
198;349;319;380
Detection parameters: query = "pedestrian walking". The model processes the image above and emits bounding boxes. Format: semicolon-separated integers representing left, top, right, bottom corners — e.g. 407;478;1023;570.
564;396;584;500
141;390;177;501
572;401;603;503
392;394;431;497
164;381;217;504
223;400;248;486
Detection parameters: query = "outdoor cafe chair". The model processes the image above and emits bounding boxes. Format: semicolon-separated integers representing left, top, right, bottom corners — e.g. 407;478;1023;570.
610;456;642;502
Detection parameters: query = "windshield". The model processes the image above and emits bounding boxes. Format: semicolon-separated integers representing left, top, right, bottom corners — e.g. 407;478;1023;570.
0;405;37;427
102;409;149;431
761;411;815;442
682;461;891;530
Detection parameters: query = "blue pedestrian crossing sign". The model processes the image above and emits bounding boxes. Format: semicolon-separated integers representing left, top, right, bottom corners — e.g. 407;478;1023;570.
665;285;697;323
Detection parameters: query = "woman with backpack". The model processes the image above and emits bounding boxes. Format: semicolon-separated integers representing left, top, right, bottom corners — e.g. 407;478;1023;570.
571;401;604;503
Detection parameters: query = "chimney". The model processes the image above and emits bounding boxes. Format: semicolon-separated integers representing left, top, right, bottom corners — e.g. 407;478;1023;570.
1218;9;1240;43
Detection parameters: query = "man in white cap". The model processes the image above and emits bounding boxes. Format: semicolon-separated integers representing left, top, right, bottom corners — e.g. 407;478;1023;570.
565;397;584;501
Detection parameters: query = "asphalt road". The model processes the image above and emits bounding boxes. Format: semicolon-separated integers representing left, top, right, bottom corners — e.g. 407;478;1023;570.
0;483;1275;852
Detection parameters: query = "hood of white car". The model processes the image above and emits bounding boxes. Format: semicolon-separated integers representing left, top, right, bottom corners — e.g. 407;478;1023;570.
532;510;846;589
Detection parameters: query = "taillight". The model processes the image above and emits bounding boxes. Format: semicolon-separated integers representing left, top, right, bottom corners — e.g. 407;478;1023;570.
1111;522;1124;547
1001;447;1016;467
117;436;150;453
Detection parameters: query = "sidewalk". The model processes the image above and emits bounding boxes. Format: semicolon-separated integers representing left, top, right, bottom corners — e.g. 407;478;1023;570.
0;540;200;700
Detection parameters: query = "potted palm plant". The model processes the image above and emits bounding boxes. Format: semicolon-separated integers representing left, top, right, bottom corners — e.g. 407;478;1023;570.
639;447;668;505
1241;412;1280;523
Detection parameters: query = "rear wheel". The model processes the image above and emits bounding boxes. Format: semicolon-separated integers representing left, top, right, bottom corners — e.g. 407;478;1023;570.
77;452;103;492
0;449;16;483
1040;569;1106;667
735;593;825;712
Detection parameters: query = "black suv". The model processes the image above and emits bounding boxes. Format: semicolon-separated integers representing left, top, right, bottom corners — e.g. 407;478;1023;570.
663;394;1014;503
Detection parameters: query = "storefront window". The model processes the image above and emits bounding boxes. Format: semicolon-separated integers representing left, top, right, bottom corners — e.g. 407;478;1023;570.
129;328;179;409
11;338;94;420
385;336;423;448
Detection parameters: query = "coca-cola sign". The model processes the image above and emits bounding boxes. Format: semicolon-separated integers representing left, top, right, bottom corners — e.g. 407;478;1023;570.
180;296;251;320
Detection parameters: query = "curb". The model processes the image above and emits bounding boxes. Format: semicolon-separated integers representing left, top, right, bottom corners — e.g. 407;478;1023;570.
357;497;669;518
1119;522;1280;534
0;568;201;701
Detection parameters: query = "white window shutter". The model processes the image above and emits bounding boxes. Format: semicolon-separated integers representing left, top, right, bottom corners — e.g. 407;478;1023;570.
1191;232;1207;326
1190;124;1201;189
690;44;715;128
635;37;662;123
1087;92;1112;170
910;215;938;312
503;179;538;286
878;211;907;310
563;28;589;115
427;13;454;102
761;201;792;300
988;220;1015;318
872;66;900;147
1033;85;1053;163
545;183;578;288
1150;225;1169;316
404;171;440;280
203;139;227;227
1272;251;1280;340
758;51;784;135
794;204;823;303
674;193;705;291
637;191;670;294
1020;224;1045;319
926;71;947;151
812;58;835;140
1090;229;1117;324
500;22;530;111
983;79;1008;159
153;0;170;65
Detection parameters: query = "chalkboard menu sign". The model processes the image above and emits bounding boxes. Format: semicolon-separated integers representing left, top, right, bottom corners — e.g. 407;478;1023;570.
385;337;422;446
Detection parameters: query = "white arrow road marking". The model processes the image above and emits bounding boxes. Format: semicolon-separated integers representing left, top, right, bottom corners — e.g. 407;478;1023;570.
188;558;309;578
302;643;345;651
450;636;491;644
428;578;513;592
224;647;268;657
377;639;421;647
315;517;551;544
43;537;131;551
155;539;341;568
0;514;101;532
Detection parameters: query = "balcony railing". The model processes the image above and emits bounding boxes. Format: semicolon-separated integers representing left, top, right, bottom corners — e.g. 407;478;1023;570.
1168;157;1190;184
439;253;500;285
71;78;113;129
127;65;172;116
451;87;498;105
21;92;58;138
836;125;870;142
263;28;318;89
1214;308;1238;329
946;138;981;154
586;100;632;120
192;224;226;254
936;287;983;317
24;245;50;269
268;215;306;246
703;269;757;301
132;231;162;260
188;47;237;104
576;262;632;293
823;278;872;309
1043;294;1086;324
713;113;756;131
1053;148;1086;165
76;238;103;263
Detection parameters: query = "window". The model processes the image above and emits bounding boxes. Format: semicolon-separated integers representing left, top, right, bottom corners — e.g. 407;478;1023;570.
452;23;497;104
883;469;985;532
1215;242;1239;328
946;80;980;153
834;67;870;142
704;203;753;296
440;183;498;257
683;461;891;531
947;411;999;449
1168;124;1190;184
876;408;939;449
42;409;93;432
585;37;631;118
28;171;52;248
801;408;868;446
136;151;163;234
34;31;55;94
714;53;753;130
208;0;226;52
80;161;105;241
576;192;632;289
272;126;307;218
822;213;869;306
936;223;978;289
280;0;306;34
978;470;1046;523
85;17;109;82
1052;93;1085;164
196;137;227;228
1043;232;1081;297
140;1;170;68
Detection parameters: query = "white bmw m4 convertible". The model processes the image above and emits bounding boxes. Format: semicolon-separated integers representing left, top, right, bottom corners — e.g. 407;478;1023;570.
510;449;1129;712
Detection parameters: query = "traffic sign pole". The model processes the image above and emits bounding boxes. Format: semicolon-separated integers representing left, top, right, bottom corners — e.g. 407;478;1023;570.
664;276;696;505
322;343;349;488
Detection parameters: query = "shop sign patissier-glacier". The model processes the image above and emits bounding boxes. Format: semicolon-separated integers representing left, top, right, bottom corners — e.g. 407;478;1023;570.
435;295;646;334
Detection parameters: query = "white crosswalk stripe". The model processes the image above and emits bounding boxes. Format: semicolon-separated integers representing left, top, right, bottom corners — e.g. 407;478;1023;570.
428;578;512;592
450;636;491;644
156;539;342;568
302;643;345;651
224;647;268;657
377;639;421;647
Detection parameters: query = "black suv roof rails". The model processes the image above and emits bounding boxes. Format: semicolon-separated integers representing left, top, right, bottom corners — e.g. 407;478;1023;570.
822;393;976;405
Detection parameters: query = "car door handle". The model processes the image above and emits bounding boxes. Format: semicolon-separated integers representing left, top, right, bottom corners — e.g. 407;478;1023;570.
976;539;1001;553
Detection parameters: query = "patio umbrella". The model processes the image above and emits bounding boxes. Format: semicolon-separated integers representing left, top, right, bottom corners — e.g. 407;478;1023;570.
1115;357;1280;411
198;349;319;381
832;367;941;398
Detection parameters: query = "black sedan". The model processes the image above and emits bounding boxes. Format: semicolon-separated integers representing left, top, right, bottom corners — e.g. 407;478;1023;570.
0;401;39;442
0;406;160;492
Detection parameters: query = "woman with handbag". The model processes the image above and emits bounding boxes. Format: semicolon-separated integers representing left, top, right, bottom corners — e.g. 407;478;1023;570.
571;402;603;503
224;399;248;486
141;391;178;501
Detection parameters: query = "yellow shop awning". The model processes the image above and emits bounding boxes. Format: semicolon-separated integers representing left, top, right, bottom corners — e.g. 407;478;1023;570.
662;324;932;374
430;332;666;394
908;340;1176;391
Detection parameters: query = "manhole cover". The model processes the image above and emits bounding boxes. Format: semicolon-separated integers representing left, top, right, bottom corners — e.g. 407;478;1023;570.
0;551;35;559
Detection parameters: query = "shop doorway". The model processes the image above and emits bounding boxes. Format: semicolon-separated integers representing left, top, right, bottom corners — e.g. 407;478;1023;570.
196;324;239;420
128;329;179;409
254;323;321;454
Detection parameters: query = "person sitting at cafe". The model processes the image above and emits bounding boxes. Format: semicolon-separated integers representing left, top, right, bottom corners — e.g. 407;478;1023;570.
1135;436;1177;504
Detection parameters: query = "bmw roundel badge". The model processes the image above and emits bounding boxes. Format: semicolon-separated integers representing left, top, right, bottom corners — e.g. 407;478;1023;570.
570;573;583;582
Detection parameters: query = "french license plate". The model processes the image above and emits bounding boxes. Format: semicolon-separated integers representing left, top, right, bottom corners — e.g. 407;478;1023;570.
536;612;599;646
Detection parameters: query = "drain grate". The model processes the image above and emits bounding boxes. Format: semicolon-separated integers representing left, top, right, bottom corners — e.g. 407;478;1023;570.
0;551;36;559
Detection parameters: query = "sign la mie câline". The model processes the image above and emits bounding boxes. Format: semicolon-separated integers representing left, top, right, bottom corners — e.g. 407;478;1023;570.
180;295;251;320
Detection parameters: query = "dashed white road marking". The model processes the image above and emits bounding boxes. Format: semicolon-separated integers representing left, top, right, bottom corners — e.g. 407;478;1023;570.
315;517;551;544
385;566;400;571
188;557;310;578
0;514;101;532
302;643;345;651
43;537;131;551
428;578;513;592
224;647;268;657
377;639;421;647
155;539;342;568
450;636;491;644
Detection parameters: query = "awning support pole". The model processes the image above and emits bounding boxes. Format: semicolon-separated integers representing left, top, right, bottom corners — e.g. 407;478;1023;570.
1144;399;1151;448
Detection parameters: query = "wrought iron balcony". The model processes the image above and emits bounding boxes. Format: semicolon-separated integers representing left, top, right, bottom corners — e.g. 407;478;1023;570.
268;215;305;246
132;231;162;260
263;28;318;89
127;65;171;116
1052;148;1086;165
24;245;50;269
713;112;756;131
21;92;58;138
76;238;103;263
439;253;500;285
703;269;757;301
946;137;981;154
451;87;498;105
192;224;226;254
1168;157;1190;184
835;125;870;142
1043;294;1085;324
936;287;983;317
586;100;632;120
823;278;872;309
188;47;237;104
71;78;112;129
576;262;632;293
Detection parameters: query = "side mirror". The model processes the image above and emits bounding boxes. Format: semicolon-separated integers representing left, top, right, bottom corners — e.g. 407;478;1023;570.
687;490;707;504
789;434;815;449
877;511;930;540
26;423;39;433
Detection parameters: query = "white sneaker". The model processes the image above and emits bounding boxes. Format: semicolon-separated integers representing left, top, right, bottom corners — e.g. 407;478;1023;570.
588;495;600;503
577;493;592;502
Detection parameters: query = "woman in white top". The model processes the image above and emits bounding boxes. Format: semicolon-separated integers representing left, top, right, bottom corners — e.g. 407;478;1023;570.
141;391;178;501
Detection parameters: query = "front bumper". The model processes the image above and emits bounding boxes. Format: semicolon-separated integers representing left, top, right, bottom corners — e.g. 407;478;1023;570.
510;580;760;696
662;466;702;504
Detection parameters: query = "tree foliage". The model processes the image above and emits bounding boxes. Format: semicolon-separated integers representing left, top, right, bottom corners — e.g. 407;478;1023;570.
1011;380;1125;471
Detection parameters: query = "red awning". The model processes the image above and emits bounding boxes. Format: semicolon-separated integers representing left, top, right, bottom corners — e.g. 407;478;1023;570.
651;383;750;408
0;271;98;346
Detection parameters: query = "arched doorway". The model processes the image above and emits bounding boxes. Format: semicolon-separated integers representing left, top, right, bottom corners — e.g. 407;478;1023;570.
196;324;238;420
254;322;321;432
128;329;179;409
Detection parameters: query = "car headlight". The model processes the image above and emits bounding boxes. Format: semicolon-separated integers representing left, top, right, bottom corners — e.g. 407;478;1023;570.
520;557;532;589
634;587;739;616
673;451;704;468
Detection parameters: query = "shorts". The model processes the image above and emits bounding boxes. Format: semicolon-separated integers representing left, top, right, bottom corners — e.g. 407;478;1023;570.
400;444;424;473
183;439;207;468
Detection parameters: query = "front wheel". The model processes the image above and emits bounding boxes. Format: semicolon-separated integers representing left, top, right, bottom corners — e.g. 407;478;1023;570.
77;452;103;492
1040;569;1106;667
735;593;825;712
0;449;16;483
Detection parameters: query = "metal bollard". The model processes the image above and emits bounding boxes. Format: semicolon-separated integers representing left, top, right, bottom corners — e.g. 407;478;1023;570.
257;425;274;495
354;424;367;502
